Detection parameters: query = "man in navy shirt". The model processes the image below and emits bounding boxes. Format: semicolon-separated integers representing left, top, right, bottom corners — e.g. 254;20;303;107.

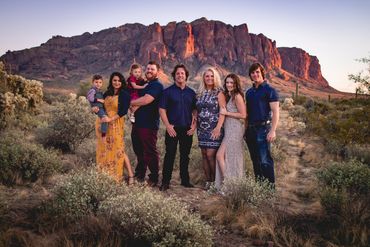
130;61;164;186
245;62;280;184
159;64;197;191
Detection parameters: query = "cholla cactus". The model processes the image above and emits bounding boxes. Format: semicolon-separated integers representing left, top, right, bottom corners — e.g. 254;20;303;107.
0;62;43;128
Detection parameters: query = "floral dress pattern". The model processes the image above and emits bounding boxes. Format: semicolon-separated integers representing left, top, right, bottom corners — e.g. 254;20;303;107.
196;89;223;149
96;95;125;182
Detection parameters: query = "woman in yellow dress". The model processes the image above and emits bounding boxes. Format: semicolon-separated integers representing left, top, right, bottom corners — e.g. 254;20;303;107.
95;72;132;183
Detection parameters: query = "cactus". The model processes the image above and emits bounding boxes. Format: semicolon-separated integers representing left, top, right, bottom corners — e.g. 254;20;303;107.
0;62;43;129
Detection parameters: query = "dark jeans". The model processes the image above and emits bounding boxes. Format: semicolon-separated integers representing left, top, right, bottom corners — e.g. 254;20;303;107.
162;127;193;185
131;126;159;183
245;125;275;184
97;107;108;134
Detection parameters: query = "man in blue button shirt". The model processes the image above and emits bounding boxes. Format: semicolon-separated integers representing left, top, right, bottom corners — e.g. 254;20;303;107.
159;64;197;191
245;62;280;185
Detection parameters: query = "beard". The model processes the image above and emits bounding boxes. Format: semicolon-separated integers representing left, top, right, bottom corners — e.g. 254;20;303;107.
145;71;158;81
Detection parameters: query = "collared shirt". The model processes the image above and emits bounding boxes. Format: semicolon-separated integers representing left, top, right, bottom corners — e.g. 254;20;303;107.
135;78;164;130
159;83;196;127
245;81;279;124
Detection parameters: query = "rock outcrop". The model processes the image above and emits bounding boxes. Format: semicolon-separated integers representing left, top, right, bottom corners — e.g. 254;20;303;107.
278;47;329;87
0;18;329;89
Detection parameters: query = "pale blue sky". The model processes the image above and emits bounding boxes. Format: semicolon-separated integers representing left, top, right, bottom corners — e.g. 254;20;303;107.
1;0;369;92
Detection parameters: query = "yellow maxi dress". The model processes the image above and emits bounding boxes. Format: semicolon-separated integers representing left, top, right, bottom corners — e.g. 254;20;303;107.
96;95;125;182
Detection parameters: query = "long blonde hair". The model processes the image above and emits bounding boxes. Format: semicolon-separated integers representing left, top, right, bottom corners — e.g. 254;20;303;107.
197;67;222;96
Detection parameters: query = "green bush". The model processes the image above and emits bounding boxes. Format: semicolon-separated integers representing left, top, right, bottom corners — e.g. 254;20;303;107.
0;130;61;185
221;176;275;210
101;187;213;247
317;159;370;195
37;94;95;152
49;168;213;246
317;160;370;246
50;168;122;218
345;144;370;164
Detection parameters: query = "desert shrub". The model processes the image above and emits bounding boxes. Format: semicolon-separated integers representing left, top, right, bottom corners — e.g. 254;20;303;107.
50;168;122;219
221;176;275;210
37;94;95;152
101;187;213;247
317;160;370;246
50;168;213;246
293;97;370;159
345;144;370;164
77;81;93;98
288;105;306;121
271;137;286;163
74;137;96;166
317;159;370;195
0;130;61;185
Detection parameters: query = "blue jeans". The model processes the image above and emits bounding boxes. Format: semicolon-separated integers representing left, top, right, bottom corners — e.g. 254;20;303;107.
96;107;108;134
245;125;275;184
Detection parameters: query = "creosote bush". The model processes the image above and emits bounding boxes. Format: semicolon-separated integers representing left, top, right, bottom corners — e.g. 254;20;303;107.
49;168;213;246
317;159;370;195
50;168;122;218
317;159;370;246
37;94;95;152
221;176;275;210
0;130;61;186
101;187;213;247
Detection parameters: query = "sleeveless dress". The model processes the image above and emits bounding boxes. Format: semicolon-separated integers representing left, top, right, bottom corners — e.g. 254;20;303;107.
215;98;245;189
196;89;223;149
96;95;125;182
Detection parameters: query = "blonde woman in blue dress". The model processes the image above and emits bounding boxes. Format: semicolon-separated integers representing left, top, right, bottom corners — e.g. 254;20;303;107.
196;68;226;190
215;74;246;189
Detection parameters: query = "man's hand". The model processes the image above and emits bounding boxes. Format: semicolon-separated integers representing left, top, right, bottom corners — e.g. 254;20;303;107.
96;99;104;103
267;130;276;142
166;124;177;137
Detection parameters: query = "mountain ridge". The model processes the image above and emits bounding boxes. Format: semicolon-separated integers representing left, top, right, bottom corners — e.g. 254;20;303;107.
1;17;338;96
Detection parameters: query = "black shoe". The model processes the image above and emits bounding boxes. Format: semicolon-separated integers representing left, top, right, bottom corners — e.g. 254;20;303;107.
134;175;145;184
146;180;157;188
159;184;170;191
181;182;194;188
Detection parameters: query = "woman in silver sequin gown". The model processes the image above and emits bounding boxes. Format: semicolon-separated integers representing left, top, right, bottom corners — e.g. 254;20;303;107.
215;74;247;189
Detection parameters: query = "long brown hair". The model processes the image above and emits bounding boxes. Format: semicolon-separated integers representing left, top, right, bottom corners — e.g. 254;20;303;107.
104;72;126;96
223;73;244;103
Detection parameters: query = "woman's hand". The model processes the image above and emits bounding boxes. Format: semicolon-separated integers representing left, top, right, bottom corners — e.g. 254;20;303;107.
220;106;228;115
101;116;110;123
211;127;221;140
187;123;196;136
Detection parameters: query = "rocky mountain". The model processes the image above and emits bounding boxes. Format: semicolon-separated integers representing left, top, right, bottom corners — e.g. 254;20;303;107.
0;17;333;92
